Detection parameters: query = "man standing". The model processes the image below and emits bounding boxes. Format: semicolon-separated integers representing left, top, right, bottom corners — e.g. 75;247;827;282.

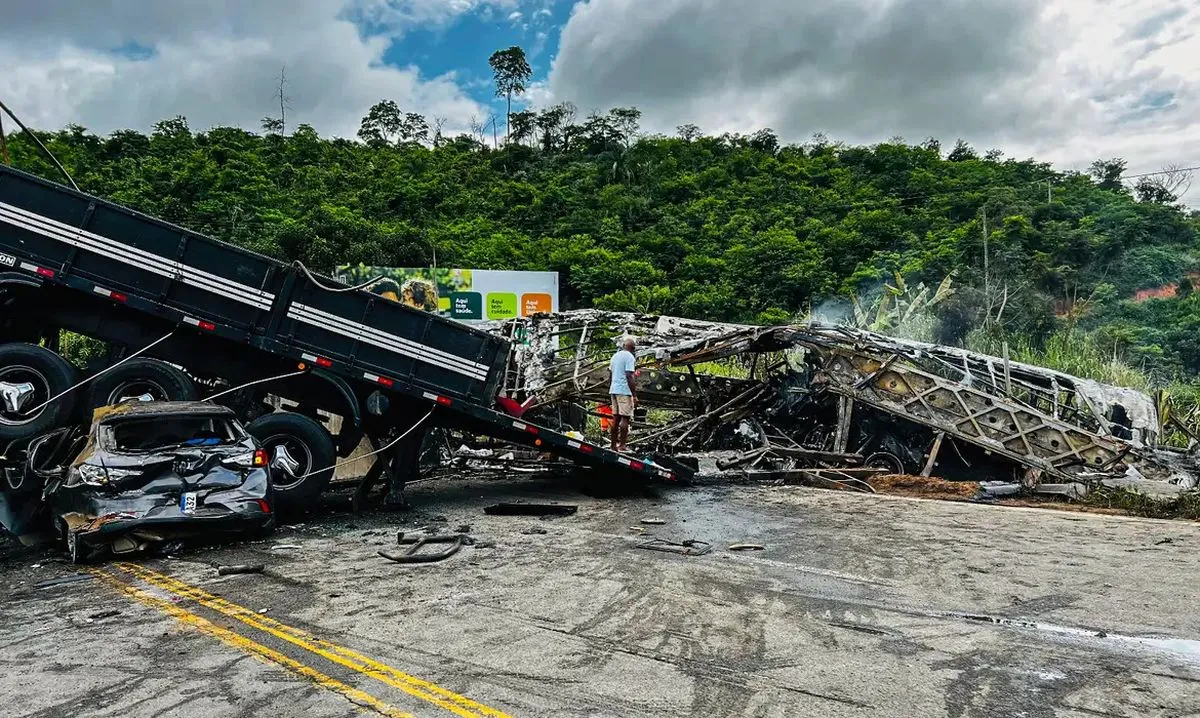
609;337;638;452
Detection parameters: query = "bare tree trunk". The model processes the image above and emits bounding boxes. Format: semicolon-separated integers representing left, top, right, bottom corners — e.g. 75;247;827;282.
275;66;290;134
0;113;9;165
279;68;287;134
506;91;511;144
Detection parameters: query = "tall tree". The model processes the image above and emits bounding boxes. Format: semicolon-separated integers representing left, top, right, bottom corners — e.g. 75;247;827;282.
509;110;536;146
609;107;642;148
947;139;978;162
1089;158;1128;192
357;100;402;146
677;123;701;142
399;112;429;145
488;46;532;143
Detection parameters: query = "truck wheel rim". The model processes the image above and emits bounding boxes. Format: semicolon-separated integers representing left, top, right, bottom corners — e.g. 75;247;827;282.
263;434;314;491
106;379;169;405
0;365;50;426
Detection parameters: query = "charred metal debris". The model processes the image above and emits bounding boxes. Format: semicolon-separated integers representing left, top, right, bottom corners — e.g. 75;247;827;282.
484;310;1200;498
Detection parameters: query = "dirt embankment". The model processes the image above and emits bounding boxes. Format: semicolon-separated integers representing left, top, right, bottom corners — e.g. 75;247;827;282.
868;474;981;501
865;473;1200;522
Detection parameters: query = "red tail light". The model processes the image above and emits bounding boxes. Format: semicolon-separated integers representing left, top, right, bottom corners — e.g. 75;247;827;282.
253;449;268;467
256;499;271;514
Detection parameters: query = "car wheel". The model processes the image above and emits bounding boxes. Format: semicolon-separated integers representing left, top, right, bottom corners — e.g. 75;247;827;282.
65;529;101;564
864;451;906;475
87;358;197;408
246;412;336;511
0;343;78;443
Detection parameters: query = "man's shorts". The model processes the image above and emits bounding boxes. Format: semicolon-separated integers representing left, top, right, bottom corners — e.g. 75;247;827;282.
611;394;635;417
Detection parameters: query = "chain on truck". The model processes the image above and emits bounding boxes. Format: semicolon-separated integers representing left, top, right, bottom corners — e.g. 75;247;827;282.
0;165;688;515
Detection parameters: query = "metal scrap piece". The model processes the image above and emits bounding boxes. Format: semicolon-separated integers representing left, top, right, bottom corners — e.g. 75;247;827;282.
378;533;466;564
636;538;712;556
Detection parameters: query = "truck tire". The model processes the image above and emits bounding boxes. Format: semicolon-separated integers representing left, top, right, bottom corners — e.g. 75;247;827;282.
0;343;77;443
88;358;198;408
246;412;336;511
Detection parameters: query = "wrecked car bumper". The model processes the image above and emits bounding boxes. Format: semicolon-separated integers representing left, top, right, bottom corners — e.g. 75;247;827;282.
55;461;275;561
62;492;273;559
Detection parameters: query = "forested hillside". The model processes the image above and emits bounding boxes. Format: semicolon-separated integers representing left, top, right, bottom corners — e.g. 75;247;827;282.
4;103;1199;386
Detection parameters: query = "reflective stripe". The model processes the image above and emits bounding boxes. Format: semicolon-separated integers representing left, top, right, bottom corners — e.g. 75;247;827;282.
0;203;493;383
0;203;274;310
287;305;490;381
288;303;490;379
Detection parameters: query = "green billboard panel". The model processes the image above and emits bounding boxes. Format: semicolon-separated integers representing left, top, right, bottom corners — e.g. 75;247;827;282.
450;292;482;320
486;292;518;319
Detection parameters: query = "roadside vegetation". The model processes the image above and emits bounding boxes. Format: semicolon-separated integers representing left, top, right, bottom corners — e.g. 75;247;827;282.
4;45;1199;436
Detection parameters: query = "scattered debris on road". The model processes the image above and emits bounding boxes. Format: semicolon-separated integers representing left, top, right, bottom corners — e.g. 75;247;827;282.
635;537;712;556
727;544;766;552
217;564;265;576
483;502;578;516
378;532;468;564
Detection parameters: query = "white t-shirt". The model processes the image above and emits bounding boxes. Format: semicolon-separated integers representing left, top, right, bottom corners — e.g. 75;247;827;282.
609;350;635;395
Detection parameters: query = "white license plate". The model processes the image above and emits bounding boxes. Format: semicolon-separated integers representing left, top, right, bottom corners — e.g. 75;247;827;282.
180;492;198;515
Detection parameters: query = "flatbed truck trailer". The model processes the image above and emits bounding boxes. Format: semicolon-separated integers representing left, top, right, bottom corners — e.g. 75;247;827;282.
0;165;687;509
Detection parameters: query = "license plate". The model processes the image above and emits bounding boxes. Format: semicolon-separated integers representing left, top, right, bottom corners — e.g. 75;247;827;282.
180;492;197;515
0;252;15;268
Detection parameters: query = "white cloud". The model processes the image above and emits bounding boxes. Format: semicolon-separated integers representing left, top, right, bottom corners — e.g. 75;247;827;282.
548;0;1200;205
345;0;520;32
0;0;490;138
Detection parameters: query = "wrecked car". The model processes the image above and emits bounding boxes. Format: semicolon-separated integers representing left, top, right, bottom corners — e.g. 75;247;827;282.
13;401;274;562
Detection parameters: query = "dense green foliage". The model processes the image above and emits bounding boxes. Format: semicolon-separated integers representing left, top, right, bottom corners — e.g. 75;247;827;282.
4;107;1199;386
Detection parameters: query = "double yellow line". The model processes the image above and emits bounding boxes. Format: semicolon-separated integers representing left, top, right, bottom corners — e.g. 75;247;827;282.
96;563;510;718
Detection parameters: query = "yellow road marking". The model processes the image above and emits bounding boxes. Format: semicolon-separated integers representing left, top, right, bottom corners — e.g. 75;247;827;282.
89;569;414;718
115;563;511;718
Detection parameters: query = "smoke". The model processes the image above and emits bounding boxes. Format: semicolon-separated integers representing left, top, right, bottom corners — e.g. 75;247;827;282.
809;297;855;325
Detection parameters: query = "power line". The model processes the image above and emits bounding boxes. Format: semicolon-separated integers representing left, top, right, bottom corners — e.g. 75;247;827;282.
1118;165;1200;180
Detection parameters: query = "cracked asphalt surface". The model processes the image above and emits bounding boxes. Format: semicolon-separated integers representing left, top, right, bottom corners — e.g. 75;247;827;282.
2;476;1199;717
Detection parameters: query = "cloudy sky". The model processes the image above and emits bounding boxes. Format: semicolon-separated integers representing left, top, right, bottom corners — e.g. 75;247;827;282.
2;0;1197;203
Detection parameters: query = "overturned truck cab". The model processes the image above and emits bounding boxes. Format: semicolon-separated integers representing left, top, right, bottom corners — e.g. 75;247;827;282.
13;401;274;562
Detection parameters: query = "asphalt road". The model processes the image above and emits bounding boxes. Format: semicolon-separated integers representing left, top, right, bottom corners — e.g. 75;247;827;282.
2;476;1199;717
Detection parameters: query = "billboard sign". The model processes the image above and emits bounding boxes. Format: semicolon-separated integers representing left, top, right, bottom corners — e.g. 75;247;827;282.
335;265;558;322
